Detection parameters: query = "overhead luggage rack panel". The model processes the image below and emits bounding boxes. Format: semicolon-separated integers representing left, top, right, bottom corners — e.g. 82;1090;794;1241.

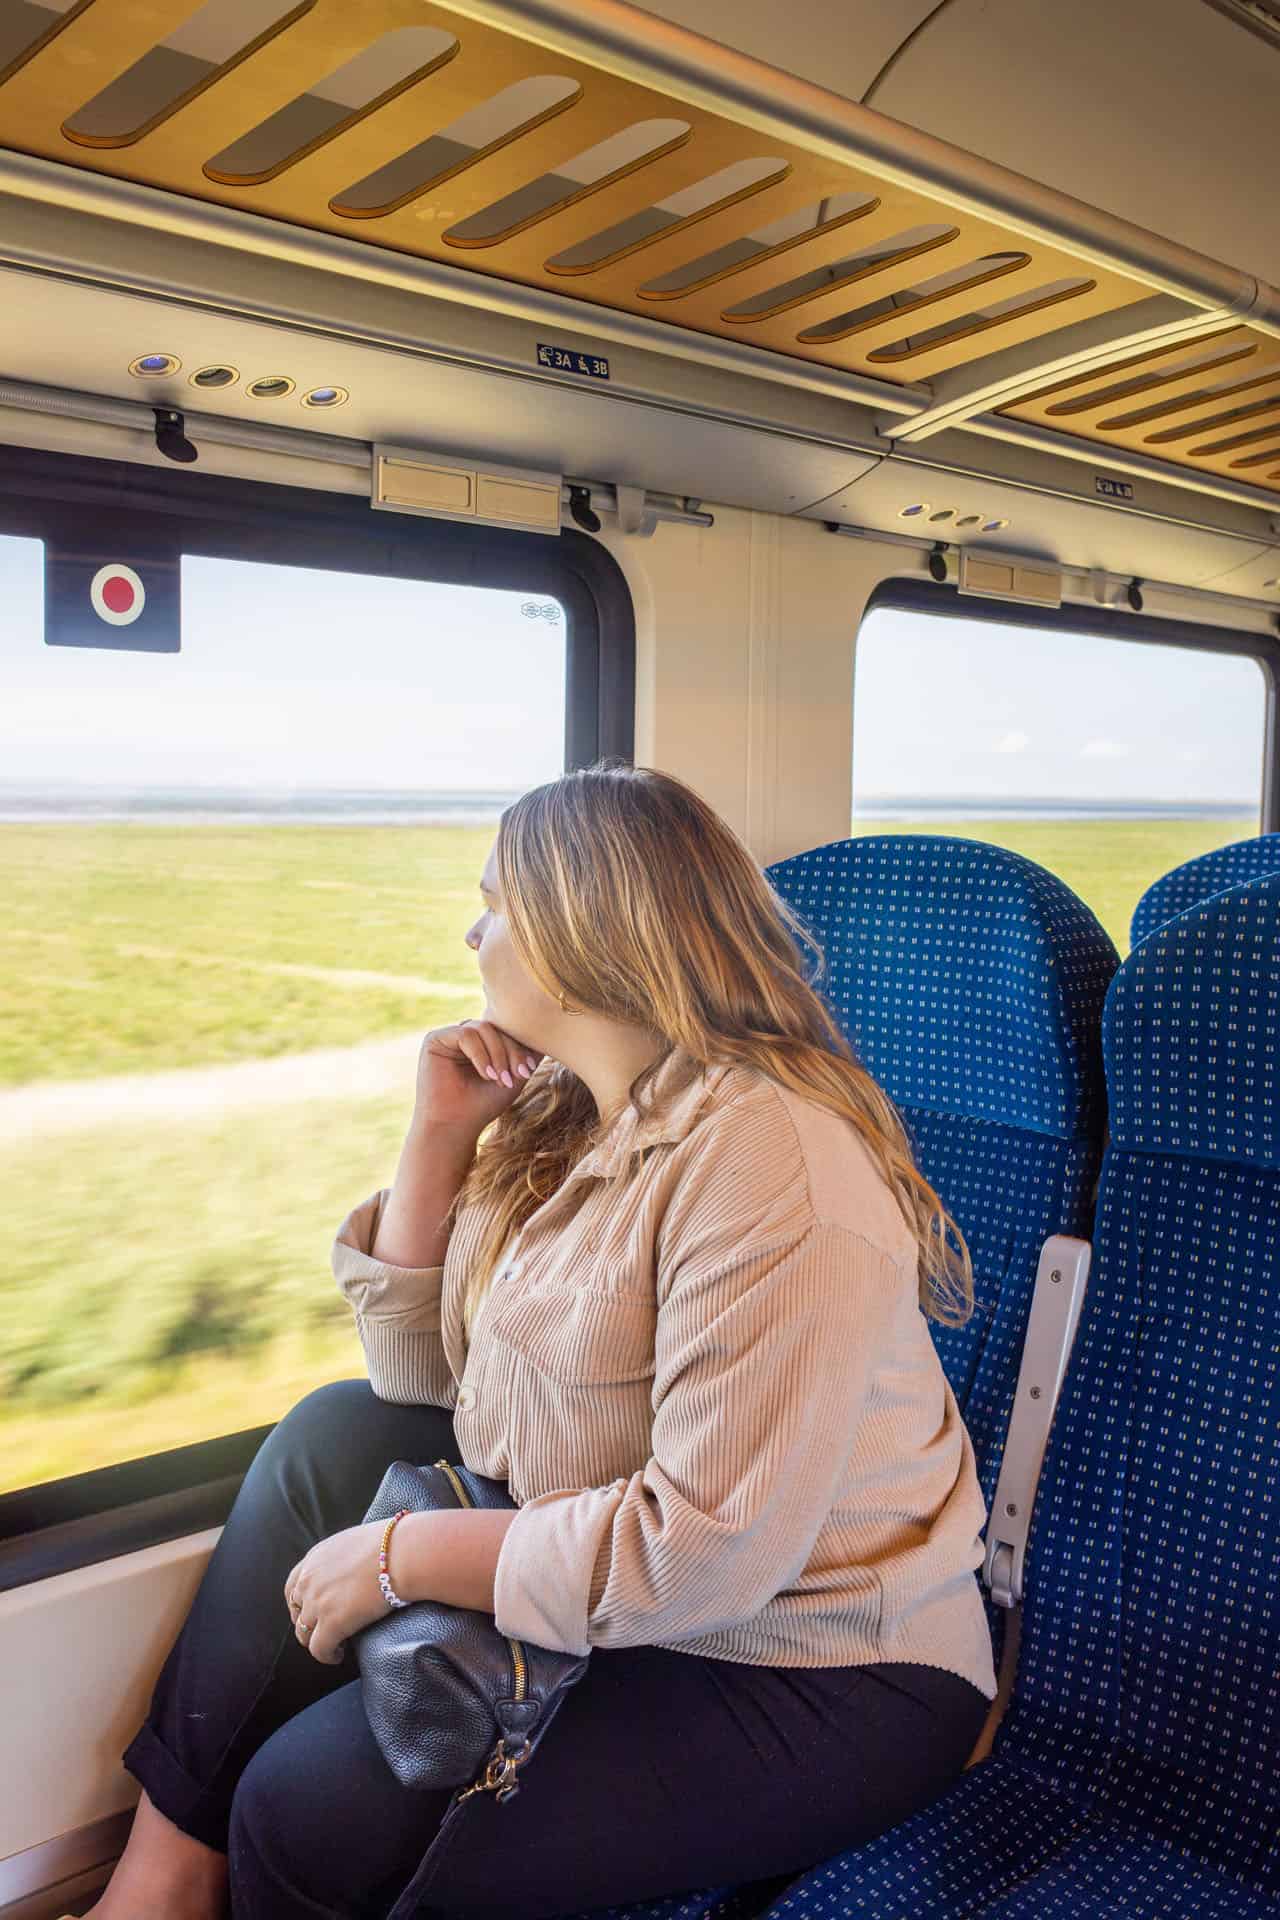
0;0;1147;387
999;325;1280;497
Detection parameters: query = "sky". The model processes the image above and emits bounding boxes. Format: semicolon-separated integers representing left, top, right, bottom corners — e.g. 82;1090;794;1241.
0;534;1266;804
853;606;1264;805
0;540;566;793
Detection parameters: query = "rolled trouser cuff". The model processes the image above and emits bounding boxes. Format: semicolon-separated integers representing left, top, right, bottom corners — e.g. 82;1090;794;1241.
122;1721;237;1854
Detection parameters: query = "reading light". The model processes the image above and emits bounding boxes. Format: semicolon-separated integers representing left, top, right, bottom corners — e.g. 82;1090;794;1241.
130;353;179;377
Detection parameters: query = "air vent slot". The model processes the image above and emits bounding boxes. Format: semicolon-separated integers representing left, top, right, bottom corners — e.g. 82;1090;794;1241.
798;251;1028;344
545;156;787;275
331;74;580;218
444;118;691;248
722;223;957;324
1228;443;1280;469
1188;417;1280;456
1143;388;1280;445
204;26;457;183
637;190;879;300
1199;0;1280;51
869;278;1095;363
1047;341;1257;418
63;0;314;148
0;0;94;89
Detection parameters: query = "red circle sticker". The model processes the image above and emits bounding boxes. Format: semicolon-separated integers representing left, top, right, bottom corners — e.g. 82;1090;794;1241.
90;564;145;627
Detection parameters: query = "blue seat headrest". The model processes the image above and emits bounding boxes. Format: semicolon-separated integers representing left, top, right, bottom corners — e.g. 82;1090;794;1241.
1107;870;1280;1169
767;835;1117;1141
1130;833;1280;949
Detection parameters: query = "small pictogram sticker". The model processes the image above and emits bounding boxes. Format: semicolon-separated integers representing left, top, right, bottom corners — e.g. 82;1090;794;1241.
90;563;146;627
46;522;180;651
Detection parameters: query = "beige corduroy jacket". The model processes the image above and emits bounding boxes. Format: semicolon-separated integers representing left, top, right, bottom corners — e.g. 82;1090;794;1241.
333;1054;997;1698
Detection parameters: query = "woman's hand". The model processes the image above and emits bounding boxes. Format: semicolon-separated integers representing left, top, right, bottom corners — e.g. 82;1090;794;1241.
414;1020;543;1138
284;1521;398;1666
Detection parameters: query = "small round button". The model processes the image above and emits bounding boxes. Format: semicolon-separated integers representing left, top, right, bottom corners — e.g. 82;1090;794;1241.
456;1384;476;1411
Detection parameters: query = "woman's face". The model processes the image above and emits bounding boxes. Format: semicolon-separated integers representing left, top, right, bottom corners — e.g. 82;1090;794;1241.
464;842;561;1044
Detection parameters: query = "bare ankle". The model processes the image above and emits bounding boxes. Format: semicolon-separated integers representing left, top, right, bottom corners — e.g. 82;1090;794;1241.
89;1789;228;1920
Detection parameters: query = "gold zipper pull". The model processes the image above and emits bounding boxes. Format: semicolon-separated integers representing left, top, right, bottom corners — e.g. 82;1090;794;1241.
458;1738;532;1804
435;1459;473;1509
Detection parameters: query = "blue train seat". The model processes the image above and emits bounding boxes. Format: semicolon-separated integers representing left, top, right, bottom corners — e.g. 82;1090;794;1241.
716;870;1280;1919
580;835;1118;1920
763;836;1117;1525
1130;830;1280;948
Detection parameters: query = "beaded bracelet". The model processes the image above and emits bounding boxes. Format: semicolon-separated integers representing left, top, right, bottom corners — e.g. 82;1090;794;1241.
378;1507;411;1611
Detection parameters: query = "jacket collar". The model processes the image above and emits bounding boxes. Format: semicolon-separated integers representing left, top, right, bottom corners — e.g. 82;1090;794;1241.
572;1052;733;1182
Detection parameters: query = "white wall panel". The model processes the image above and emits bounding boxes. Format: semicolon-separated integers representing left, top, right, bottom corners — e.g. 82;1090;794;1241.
602;509;893;865
0;1534;220;1860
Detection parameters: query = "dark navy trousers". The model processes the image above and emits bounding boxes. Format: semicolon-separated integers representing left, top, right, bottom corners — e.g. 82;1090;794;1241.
123;1380;989;1920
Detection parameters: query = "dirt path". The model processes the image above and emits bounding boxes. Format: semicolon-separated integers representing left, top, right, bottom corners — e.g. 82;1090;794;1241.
2;1032;426;1146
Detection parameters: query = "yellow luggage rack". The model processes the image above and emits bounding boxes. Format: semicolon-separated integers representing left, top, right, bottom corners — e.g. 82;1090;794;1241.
0;0;1277;496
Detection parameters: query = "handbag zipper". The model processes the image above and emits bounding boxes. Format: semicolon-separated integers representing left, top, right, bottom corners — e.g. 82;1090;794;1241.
434;1459;528;1701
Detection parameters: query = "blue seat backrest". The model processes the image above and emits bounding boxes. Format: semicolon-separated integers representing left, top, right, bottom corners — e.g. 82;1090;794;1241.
1130;831;1280;949
1000;871;1280;1886
764;835;1118;1513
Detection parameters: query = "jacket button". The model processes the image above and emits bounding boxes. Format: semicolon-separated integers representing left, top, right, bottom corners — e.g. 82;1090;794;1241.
456;1384;476;1411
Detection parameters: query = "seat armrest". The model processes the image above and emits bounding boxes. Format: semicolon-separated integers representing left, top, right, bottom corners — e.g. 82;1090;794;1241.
983;1235;1090;1610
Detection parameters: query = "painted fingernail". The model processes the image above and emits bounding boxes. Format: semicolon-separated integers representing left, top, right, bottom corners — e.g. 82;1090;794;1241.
516;1063;531;1078
500;1070;514;1088
484;1065;498;1081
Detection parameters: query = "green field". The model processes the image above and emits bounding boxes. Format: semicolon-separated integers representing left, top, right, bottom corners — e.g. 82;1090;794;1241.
0;824;491;1088
0;814;1254;1493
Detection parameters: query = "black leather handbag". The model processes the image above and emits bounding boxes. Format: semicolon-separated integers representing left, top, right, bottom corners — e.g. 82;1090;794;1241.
355;1459;589;1801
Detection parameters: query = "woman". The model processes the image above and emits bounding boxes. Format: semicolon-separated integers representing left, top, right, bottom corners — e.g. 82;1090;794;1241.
90;762;996;1920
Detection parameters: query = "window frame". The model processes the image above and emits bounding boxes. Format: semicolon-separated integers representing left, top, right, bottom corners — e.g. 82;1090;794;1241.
859;577;1280;831
0;445;635;1590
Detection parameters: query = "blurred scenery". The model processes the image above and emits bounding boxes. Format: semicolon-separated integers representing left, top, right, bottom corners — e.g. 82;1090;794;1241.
0;548;1265;1492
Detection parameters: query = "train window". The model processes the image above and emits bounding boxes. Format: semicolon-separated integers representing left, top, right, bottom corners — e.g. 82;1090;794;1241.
852;594;1268;953
0;514;596;1506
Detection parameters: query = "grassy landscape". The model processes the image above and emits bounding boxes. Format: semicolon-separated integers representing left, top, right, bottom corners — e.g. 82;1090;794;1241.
854;815;1255;957
0;824;490;1087
1;813;1254;1492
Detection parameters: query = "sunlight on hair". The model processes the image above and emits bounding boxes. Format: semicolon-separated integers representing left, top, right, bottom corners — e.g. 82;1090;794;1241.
454;762;973;1337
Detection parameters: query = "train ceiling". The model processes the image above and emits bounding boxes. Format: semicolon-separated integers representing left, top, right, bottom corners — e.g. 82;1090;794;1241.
0;0;1278;501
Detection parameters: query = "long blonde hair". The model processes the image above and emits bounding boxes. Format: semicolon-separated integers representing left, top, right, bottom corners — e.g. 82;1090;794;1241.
456;762;972;1335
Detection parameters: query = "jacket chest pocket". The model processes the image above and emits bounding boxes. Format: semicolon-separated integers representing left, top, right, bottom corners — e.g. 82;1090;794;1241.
485;1286;656;1387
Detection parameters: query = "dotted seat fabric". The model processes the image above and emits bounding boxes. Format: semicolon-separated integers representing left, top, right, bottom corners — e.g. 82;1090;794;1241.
603;872;1280;1920
575;836;1119;1920
761;836;1117;1527
1129;831;1280;949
